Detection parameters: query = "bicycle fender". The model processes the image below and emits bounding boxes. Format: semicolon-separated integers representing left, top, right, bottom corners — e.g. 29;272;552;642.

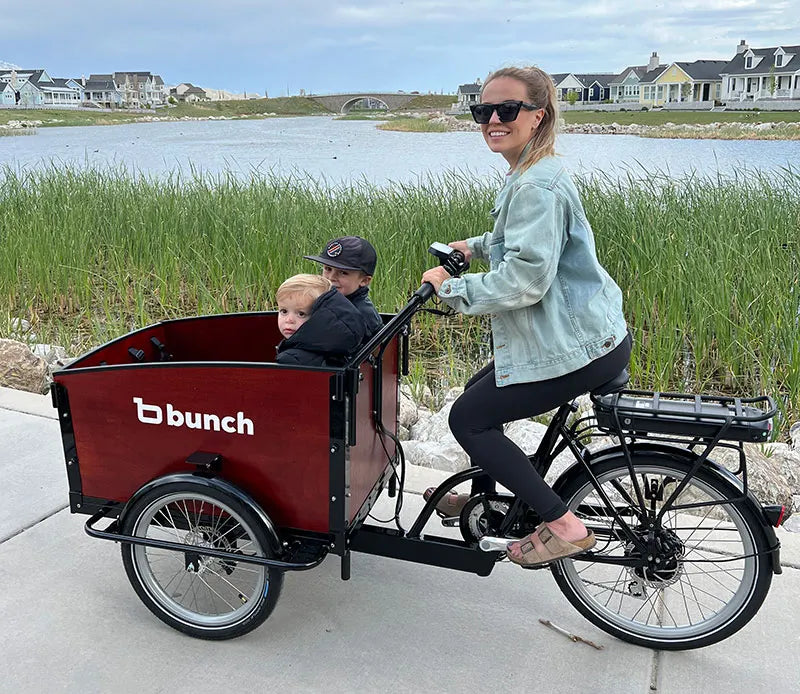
118;472;283;555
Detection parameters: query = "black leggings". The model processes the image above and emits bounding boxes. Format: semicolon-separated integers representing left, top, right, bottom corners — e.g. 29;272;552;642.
448;335;632;522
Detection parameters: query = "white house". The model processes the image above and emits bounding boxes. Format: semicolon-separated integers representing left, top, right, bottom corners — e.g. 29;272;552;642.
552;73;584;101
720;40;800;101
454;80;481;111
0;69;82;106
0;80;16;105
113;72;166;108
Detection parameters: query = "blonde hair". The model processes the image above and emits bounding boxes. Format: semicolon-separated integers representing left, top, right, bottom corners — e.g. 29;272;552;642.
276;274;331;305
481;66;558;171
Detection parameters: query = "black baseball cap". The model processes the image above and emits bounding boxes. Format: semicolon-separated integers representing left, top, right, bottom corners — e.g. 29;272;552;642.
304;236;377;276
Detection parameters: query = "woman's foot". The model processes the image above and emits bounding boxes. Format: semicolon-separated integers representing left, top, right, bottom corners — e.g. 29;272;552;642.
507;519;595;568
423;487;470;516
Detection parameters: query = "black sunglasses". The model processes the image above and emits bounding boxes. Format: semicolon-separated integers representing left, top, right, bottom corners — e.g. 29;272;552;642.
469;100;539;124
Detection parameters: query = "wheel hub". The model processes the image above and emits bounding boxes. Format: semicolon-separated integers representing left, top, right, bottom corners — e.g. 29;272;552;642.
626;527;685;588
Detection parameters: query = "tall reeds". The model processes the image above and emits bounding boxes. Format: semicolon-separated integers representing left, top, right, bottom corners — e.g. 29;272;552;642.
1;164;798;430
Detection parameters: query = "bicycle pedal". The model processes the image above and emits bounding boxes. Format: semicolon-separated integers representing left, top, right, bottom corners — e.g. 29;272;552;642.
441;516;460;527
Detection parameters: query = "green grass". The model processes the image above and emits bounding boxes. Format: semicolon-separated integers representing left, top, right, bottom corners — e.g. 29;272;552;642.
0;108;147;127
562;110;800;126
377;118;448;132
334;112;392;121
1;166;798;433
403;94;456;109
0;98;331;129
169;96;331;117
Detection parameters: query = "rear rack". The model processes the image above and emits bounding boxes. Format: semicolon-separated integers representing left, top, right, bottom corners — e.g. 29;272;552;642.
592;389;776;443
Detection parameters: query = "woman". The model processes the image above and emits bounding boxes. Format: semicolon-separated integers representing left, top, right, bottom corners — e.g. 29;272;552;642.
420;66;631;568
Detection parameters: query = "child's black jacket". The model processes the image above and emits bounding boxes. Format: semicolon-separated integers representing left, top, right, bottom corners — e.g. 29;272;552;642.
347;286;383;337
276;288;367;367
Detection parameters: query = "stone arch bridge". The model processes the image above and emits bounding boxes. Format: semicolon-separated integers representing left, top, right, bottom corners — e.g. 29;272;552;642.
306;92;418;114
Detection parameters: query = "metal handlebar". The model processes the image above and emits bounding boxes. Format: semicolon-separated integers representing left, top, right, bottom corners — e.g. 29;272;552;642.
348;245;469;367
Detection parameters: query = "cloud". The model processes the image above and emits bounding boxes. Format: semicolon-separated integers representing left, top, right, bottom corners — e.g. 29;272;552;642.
1;0;799;93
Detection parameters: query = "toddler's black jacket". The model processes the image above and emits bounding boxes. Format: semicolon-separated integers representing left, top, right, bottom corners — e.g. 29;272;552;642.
276;288;367;367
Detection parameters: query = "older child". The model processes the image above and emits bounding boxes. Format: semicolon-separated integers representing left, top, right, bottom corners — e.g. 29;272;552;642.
304;236;383;337
275;274;366;367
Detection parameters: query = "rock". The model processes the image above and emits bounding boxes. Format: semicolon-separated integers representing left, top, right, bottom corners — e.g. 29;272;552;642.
505;419;548;455
763;443;800;495
0;338;49;393
789;422;800;452
712;442;796;511
10;317;31;334
398;424;410;441
442;387;464;405
399;389;419;429
8;317;37;342
30;343;68;366
402;440;469;472
409;400;459;445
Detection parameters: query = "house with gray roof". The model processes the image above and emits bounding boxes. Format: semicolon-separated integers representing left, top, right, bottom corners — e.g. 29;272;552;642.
0;69;44;106
79;74;124;108
113;71;166;108
0;79;16;105
720;40;800;101
170;83;209;102
454;80;482;112
552;73;584;102
609;53;663;103
0;68;82;106
575;74;615;102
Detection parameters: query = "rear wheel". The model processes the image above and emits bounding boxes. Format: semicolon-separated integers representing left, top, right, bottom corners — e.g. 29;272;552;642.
551;455;773;650
120;481;284;640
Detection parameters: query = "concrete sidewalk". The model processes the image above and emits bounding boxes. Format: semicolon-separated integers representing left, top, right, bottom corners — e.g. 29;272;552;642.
1;385;798;694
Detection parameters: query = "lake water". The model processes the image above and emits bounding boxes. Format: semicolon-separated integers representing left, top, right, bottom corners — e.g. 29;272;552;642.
1;116;798;185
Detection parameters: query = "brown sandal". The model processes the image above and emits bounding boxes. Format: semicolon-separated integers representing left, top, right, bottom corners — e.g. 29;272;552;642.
423;486;470;516
507;523;596;568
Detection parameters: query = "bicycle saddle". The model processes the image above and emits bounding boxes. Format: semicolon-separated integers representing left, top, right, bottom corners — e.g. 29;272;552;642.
591;368;629;396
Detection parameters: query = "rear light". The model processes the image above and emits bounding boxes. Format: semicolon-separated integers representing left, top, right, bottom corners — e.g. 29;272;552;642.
762;505;787;528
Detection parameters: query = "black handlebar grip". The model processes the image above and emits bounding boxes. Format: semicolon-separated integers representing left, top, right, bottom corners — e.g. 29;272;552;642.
413;282;436;301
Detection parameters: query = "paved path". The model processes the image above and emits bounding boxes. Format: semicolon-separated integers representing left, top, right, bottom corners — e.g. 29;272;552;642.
1;386;798;693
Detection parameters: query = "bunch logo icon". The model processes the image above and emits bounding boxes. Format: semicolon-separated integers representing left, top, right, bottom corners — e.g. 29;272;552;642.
133;397;254;436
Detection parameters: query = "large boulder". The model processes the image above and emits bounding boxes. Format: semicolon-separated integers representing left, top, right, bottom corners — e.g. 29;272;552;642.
398;388;419;429
0;338;49;393
790;422;800;452
402;440;469;472
711;442;798;512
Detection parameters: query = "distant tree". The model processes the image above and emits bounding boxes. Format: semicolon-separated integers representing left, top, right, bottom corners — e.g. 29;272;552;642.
680;82;691;100
566;90;579;106
768;65;776;95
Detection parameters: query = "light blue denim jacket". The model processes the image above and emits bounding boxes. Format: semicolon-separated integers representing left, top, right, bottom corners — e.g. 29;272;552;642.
439;155;628;386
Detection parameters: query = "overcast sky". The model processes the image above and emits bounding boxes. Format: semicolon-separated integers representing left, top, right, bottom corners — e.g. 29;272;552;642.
2;1;799;95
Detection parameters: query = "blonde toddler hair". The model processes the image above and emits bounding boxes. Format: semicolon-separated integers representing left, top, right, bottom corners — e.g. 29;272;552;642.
276;274;332;305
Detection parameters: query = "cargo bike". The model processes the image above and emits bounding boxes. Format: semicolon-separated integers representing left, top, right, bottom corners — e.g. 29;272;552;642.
51;244;788;650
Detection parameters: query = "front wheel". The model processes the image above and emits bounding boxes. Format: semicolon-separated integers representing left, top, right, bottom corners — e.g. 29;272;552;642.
120;480;284;640
551;454;773;650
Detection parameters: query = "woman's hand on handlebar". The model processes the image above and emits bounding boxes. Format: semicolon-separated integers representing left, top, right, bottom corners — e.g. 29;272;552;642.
421;266;450;294
448;241;472;263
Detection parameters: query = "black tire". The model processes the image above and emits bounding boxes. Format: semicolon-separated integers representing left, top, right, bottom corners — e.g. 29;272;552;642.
551;453;773;650
120;480;284;640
